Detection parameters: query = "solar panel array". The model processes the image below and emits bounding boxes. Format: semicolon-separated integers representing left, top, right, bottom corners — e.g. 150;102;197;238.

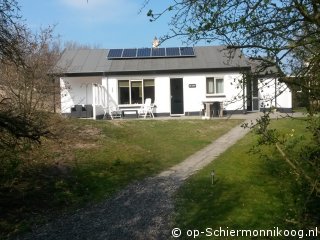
107;47;195;59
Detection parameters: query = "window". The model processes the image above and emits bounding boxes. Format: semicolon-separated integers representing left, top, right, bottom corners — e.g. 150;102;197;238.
216;78;224;93
206;77;224;94
119;80;129;104
131;81;143;104
144;79;155;103
118;79;155;104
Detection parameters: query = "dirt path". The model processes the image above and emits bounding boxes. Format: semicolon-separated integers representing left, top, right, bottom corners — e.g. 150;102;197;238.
17;121;251;240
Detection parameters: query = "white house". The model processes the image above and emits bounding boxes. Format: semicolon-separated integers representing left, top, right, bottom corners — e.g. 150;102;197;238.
56;46;292;119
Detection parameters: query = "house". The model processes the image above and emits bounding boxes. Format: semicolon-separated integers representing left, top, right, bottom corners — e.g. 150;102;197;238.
56;46;292;119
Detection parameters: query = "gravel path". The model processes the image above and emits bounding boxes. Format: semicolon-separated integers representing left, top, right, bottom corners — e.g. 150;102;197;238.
17;121;251;240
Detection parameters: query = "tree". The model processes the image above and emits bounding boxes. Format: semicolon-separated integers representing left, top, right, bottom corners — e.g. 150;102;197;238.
64;40;100;50
0;1;61;149
0;0;24;64
145;0;320;105
5;28;60;107
0;27;62;145
145;0;320;228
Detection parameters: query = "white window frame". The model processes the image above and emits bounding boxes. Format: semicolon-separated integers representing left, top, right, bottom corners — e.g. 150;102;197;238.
206;77;225;96
118;79;154;105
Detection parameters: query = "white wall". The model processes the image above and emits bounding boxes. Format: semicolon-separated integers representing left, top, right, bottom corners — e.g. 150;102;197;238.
222;74;244;111
183;73;244;112
259;78;276;109
61;73;291;117
276;81;292;109
259;78;292;109
102;77;118;107
60;76;102;113
183;76;206;113
106;72;246;115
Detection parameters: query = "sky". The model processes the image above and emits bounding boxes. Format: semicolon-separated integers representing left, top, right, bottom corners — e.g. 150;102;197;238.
18;0;192;49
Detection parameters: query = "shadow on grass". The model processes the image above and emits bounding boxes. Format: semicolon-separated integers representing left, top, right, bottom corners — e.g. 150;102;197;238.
175;178;245;231
0;156;162;239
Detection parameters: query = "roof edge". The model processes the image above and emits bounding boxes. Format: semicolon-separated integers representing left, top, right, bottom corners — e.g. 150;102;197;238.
60;67;250;77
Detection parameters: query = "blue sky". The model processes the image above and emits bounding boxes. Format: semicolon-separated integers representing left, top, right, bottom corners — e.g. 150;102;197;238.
19;0;191;48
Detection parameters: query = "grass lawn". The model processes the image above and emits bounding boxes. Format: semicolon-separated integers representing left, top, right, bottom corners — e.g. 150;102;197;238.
293;107;308;113
174;118;313;240
0;117;242;238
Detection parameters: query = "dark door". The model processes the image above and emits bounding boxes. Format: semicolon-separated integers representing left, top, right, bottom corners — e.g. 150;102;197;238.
246;79;252;111
170;78;184;114
246;78;259;111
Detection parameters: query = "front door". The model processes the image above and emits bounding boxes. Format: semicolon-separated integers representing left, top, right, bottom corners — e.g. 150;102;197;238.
170;78;184;115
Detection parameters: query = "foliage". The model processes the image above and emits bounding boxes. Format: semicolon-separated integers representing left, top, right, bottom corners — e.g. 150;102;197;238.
0;100;50;148
0;4;62;236
0;0;24;64
0;26;61;115
145;0;320;111
245;113;320;228
0;0;61;168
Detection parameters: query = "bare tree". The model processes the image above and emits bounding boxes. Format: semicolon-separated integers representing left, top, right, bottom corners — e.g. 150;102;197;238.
0;1;62;148
64;40;100;50
0;0;25;64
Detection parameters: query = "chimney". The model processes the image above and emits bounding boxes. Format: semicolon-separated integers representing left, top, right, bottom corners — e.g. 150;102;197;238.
152;37;159;48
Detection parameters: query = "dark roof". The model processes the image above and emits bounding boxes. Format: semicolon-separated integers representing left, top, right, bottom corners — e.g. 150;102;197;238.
55;46;250;76
247;59;281;76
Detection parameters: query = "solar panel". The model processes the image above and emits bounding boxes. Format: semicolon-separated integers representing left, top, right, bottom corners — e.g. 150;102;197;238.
107;49;123;59
122;48;137;58
166;47;180;57
137;48;151;58
151;48;166;57
180;47;195;56
107;47;195;60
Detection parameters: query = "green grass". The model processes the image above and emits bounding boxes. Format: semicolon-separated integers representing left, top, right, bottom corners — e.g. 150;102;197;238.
174;118;311;240
0;117;242;238
69;119;243;200
293;107;308;113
